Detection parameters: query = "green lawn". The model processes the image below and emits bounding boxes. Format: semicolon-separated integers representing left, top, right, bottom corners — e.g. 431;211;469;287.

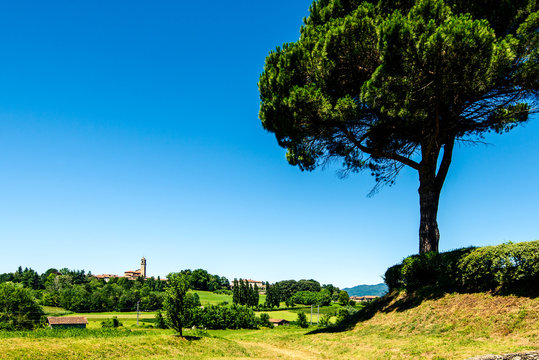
190;290;266;305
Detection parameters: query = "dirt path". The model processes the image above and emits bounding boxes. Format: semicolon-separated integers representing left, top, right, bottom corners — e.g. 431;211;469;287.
235;339;323;360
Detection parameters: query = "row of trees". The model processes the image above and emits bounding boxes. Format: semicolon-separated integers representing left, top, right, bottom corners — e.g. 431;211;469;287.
264;280;342;308
171;269;230;292
0;267;91;291
232;279;259;307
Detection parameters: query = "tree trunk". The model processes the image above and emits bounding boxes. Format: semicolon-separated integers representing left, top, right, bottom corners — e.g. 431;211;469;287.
418;145;443;254
418;184;440;253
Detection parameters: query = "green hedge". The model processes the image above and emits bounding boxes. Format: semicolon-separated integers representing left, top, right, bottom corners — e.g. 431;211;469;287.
384;240;539;296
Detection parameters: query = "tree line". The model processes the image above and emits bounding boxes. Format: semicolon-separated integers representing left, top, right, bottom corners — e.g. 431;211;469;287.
0;267;231;315
0;266;345;331
264;279;342;308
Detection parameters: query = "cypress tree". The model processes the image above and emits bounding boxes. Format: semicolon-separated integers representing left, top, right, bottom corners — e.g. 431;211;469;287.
232;278;239;305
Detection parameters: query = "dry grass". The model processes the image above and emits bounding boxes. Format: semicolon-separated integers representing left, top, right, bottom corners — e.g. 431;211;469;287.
1;293;537;359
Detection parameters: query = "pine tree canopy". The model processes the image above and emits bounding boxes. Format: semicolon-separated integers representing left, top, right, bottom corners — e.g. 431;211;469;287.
259;0;538;253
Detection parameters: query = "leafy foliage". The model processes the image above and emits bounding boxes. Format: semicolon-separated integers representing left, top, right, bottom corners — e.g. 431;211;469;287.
100;316;122;328
163;273;194;336
264;282;280;308
384;240;539;296
291;289;332;306
338;290;350;306
232;279;259;307
0;282;44;330
258;313;272;328
154;310;168;329
270;279;323;304
190;304;258;330
296;312;309;328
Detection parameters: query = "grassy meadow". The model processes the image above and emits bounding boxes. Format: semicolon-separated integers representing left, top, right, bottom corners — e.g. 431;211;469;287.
193;290;267;305
4;292;537;359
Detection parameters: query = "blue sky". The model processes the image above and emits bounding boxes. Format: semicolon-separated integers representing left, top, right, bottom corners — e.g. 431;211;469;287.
0;1;537;288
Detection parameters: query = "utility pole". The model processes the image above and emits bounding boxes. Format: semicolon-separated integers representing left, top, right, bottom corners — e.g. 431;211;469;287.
136;301;140;326
310;305;313;325
317;304;319;325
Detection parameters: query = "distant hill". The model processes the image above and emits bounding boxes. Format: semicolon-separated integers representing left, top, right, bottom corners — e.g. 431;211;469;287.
343;283;388;297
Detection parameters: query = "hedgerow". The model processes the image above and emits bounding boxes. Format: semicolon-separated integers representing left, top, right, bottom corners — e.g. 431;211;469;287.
384;240;539;296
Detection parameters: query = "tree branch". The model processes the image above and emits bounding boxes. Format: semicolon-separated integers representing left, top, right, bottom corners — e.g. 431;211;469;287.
338;125;421;170
435;137;455;191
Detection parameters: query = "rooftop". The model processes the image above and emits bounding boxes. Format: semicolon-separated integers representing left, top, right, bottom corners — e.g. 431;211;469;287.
47;316;88;325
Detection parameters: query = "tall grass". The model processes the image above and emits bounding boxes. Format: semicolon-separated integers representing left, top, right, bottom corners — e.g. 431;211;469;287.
0;328;156;339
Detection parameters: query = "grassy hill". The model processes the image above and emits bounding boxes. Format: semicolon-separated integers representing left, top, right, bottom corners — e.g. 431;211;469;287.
343;283;388;297
2;291;537;359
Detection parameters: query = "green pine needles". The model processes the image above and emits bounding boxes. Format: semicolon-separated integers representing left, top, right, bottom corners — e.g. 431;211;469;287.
259;0;538;254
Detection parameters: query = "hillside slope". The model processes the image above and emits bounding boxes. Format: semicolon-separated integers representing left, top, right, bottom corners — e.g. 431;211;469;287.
230;292;539;359
0;293;537;359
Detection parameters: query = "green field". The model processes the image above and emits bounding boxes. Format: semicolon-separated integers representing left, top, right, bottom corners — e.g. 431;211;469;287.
6;292;536;359
189;290;267;305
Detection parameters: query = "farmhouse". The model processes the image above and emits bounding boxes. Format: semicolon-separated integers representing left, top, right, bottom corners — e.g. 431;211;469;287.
47;316;88;329
94;274;118;282
230;279;266;291
269;319;290;326
94;257;147;282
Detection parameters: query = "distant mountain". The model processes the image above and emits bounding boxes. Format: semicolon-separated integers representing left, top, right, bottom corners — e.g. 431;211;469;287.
343;283;388;297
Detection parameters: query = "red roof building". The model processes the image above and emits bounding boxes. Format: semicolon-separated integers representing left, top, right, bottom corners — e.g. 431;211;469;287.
47;316;88;329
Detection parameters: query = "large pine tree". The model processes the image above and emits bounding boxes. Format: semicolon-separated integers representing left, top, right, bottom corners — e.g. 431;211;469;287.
259;0;538;253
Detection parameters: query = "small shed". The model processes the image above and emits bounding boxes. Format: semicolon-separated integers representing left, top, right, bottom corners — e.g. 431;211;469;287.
47;316;88;329
269;318;290;326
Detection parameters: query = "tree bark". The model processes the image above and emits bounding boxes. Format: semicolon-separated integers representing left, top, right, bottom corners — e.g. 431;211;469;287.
418;145;442;254
418;183;440;253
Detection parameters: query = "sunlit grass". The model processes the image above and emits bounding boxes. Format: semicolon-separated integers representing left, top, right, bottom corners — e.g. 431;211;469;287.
2;293;536;359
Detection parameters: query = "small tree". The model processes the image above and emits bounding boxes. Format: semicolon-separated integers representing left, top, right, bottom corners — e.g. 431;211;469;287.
338;291;350;306
264;282;280;308
154;310;168;329
259;313;272;328
101;316;122;328
285;297;295;308
250;284;259;308
163;273;191;337
232;278;239;304
318;313;332;328
296;312;308;328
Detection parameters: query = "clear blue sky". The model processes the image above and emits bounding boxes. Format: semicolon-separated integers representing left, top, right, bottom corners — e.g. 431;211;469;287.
0;1;537;288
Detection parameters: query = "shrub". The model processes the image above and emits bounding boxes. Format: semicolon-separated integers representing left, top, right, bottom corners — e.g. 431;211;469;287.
213;289;232;295
384;240;539;296
335;306;360;328
338;291;349;306
458;241;539;294
400;251;440;291
296;312;308;328
318;313;332;327
101;316;122;328
383;264;404;291
258;313;272;328
190;304;258;330
154;310;167;329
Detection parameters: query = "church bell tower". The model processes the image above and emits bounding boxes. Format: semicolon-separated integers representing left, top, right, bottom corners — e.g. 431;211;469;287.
141;257;146;278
